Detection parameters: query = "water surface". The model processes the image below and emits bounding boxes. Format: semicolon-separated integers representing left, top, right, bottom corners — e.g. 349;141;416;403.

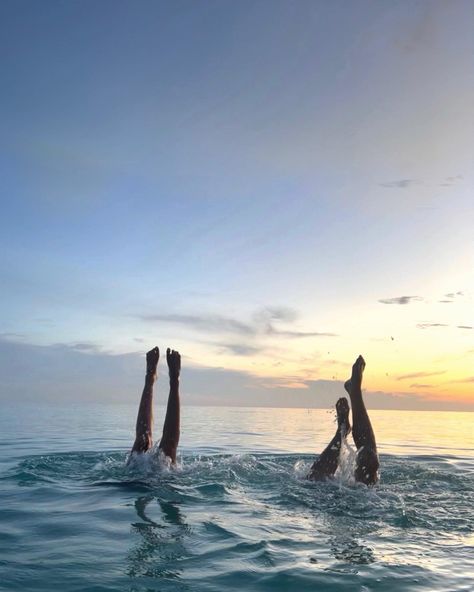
1;404;473;591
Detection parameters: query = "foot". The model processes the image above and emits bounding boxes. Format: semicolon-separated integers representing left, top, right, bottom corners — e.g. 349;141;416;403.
336;397;351;436
344;379;352;395
146;346;160;376
167;348;181;380
351;355;365;389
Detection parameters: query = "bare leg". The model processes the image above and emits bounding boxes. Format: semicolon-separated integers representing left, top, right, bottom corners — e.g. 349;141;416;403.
131;347;160;454
158;349;181;463
308;397;351;481
344;355;379;485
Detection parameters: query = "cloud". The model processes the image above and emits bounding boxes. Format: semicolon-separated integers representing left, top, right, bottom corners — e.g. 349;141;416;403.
253;306;298;324
138;307;336;340
34;318;55;326
438;292;464;303
378;296;422;305
379;179;419;189
59;342;101;353
259;377;310;390
457;325;472;330
445;291;464;298
446;376;474;384
439;175;463;187
397;370;446;381
140;313;255;336
359;390;473;411
0;332;25;340
265;326;337;338
255;306;337;338
416;323;448;329
409;383;433;389
217;343;263;356
0;336;472;410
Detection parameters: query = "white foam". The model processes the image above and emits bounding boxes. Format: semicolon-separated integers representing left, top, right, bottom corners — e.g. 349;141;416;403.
126;445;179;475
335;435;357;486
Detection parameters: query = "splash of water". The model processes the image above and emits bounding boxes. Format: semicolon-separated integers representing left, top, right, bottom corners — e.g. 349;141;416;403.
335;434;358;485
126;444;175;475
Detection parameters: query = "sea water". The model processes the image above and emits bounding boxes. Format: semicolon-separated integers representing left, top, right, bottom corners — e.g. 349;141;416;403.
0;404;472;591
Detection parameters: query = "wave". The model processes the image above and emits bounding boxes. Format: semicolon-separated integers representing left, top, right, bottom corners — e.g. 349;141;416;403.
4;447;472;532
1;446;473;592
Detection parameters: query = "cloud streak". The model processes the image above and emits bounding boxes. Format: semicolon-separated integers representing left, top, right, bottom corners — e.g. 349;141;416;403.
416;323;448;329
378;296;422;305
253;307;298;324
439;175;463;187
0;336;472;410
58;341;101;353
445;291;464;298
216;343;263;356
397;370;446;381
379;179;419;189
140;313;255;336
139;307;337;340
265;326;337;338
446;376;474;384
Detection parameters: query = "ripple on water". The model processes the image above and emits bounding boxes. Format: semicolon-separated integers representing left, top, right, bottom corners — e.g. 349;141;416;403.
1;449;473;591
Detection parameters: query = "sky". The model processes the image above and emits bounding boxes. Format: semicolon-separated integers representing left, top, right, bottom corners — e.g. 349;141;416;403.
1;1;473;410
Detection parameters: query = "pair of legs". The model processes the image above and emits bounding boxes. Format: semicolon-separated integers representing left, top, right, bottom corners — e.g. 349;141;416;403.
308;355;379;485
130;347;181;463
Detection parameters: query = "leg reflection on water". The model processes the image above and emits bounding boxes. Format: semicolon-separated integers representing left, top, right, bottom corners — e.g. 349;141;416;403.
329;532;375;567
127;494;190;583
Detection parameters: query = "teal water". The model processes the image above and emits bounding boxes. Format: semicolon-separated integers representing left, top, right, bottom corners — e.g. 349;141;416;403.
0;404;473;591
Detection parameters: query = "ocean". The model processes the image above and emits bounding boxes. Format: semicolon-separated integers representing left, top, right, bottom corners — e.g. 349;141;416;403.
0;403;472;591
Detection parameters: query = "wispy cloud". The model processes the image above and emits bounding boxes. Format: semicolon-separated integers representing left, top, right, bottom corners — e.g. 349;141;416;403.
140;313;255;335
416;323;448;329
265;326;337;338
138;307;336;340
445;291;464;298
379;179;420;189
446;376;474;384
439;175;463;187
259;377;310;390
217;343;263;356
54;341;102;353
1;337;472;410
397;370;446;381
409;383;433;389
255;307;336;337
380;176;462;189
438;291;464;303
253;307;298;324
0;332;25;340
378;296;422;305
457;325;472;330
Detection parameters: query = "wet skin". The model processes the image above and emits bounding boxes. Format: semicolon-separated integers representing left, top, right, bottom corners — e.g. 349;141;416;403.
308;355;379;485
131;347;181;464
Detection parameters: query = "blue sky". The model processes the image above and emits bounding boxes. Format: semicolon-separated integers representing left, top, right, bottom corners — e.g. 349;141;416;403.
1;1;473;409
